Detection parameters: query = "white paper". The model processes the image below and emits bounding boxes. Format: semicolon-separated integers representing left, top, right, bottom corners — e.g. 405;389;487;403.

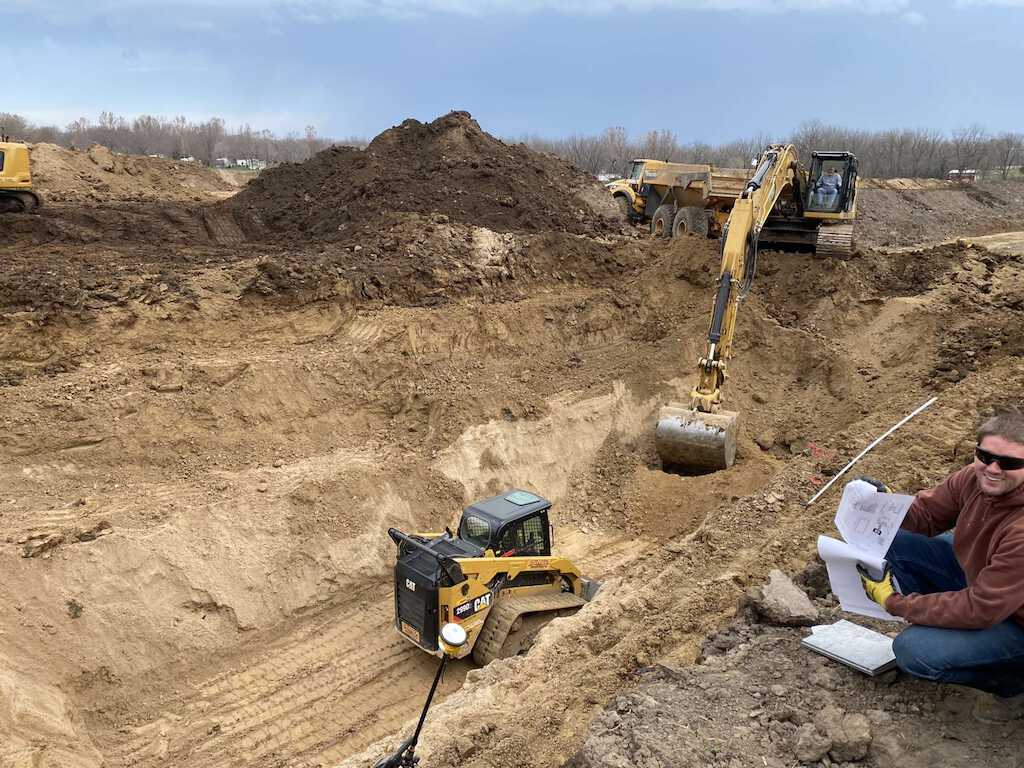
802;620;897;675
834;479;914;558
818;535;900;621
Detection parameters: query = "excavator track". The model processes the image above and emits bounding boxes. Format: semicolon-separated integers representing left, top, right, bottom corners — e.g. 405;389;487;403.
815;223;855;259
0;191;41;213
472;591;585;666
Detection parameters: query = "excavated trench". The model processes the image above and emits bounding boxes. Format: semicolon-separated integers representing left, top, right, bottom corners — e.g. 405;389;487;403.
3;133;1024;768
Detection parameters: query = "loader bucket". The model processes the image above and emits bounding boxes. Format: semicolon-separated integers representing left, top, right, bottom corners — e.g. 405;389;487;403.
655;405;738;472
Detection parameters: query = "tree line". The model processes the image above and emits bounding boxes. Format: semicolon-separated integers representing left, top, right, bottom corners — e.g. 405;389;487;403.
3;111;1022;181
518;122;1024;181
0;111;357;166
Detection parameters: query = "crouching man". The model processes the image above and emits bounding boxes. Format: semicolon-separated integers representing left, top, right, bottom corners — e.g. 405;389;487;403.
860;409;1024;721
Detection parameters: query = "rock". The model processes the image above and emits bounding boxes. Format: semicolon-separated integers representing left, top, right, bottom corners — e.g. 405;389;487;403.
815;707;872;763
76;520;113;542
751;570;818;626
810;668;840;691
792;723;832;763
869;731;903;767
454;736;477;759
755;432;775;451
22;533;64;558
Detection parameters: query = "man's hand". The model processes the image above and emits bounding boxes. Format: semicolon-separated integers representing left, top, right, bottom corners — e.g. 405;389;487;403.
857;564;897;608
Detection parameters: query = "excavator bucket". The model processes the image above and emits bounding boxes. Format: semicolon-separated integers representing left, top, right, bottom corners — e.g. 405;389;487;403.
655;405;738;472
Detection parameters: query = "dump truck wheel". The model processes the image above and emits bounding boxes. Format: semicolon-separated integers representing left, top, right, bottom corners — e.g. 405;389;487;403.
650;204;675;238
615;195;632;219
672;206;709;239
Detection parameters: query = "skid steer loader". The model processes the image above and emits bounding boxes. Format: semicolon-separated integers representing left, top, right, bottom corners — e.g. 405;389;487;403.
0;137;42;213
388;489;599;665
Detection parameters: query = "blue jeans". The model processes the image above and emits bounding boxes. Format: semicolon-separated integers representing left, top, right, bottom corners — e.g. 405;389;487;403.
886;530;1024;696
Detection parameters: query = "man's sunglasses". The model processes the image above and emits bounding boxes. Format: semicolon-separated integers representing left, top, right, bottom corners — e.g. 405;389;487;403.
975;445;1024;471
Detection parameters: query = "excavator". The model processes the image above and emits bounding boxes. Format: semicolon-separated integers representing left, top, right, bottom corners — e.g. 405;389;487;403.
0;134;41;213
388;488;599;665
655;144;858;472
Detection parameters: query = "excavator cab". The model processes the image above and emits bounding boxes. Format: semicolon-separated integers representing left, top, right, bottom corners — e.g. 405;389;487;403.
805;152;858;215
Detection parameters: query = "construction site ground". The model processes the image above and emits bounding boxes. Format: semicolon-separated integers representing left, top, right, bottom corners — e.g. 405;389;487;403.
2;119;1024;768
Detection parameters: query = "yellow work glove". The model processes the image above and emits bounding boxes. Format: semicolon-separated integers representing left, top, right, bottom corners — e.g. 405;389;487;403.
857;564;897;608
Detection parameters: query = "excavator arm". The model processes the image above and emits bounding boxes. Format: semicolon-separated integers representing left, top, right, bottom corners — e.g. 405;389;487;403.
655;145;801;471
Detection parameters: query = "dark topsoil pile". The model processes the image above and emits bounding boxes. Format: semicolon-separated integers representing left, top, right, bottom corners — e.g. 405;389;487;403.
223;111;619;240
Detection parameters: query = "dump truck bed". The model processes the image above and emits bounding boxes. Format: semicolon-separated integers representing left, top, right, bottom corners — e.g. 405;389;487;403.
638;163;751;205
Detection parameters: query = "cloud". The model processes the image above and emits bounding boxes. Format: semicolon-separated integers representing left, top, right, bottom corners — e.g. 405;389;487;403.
8;0;923;25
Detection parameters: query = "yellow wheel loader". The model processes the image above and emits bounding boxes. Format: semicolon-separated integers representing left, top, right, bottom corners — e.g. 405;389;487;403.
606;158;751;239
388;489;599;665
0;140;41;213
655;145;858;472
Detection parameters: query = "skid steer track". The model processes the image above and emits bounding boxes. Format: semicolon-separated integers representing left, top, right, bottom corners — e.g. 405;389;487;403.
472;591;586;666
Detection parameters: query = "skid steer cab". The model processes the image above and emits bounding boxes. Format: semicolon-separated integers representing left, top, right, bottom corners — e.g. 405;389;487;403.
388;489;600;665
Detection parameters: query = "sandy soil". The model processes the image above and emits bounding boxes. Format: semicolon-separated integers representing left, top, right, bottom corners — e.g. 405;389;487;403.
2;123;1024;768
28;143;241;204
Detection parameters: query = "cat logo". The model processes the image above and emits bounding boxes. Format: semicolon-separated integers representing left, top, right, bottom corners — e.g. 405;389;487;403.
405;579;416;592
453;592;492;621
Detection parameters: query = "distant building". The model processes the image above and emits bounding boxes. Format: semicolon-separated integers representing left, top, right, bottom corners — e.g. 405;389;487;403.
946;169;978;183
234;157;268;171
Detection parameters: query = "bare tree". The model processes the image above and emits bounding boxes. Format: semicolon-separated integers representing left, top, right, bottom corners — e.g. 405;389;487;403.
991;132;1024;180
600;126;630;176
951;124;989;177
193;117;225;165
637;129;679;162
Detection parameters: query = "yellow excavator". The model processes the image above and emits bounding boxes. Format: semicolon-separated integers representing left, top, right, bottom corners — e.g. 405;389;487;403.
389;489;599;665
655;144;858;472
0;136;41;213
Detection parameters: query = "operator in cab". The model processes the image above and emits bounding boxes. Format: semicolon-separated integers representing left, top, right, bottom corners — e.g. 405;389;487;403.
812;166;843;209
859;408;1024;722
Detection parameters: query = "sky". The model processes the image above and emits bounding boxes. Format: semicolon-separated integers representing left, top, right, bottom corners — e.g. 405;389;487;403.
4;0;1023;143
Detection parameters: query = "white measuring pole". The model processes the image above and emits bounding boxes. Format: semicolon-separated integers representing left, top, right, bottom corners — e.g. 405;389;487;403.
805;396;938;507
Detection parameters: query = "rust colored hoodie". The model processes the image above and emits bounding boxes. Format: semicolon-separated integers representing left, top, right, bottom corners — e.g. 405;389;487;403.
886;465;1024;629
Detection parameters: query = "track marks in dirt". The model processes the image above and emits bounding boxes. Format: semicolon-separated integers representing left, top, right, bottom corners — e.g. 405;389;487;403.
102;590;457;768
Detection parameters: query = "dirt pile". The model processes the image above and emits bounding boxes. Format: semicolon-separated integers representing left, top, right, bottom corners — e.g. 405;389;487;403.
565;589;1021;768
856;180;1024;249
224;111;620;240
29;142;241;204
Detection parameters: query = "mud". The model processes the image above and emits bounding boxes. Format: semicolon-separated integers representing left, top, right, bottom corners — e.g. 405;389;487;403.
2;121;1024;768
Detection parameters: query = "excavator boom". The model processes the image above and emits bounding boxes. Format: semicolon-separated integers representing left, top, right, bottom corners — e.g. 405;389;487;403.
655;145;803;472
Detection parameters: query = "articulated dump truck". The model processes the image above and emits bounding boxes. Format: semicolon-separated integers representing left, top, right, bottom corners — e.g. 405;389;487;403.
606;158;753;239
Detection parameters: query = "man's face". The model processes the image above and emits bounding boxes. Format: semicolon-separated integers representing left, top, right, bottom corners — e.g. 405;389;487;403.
974;435;1024;496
